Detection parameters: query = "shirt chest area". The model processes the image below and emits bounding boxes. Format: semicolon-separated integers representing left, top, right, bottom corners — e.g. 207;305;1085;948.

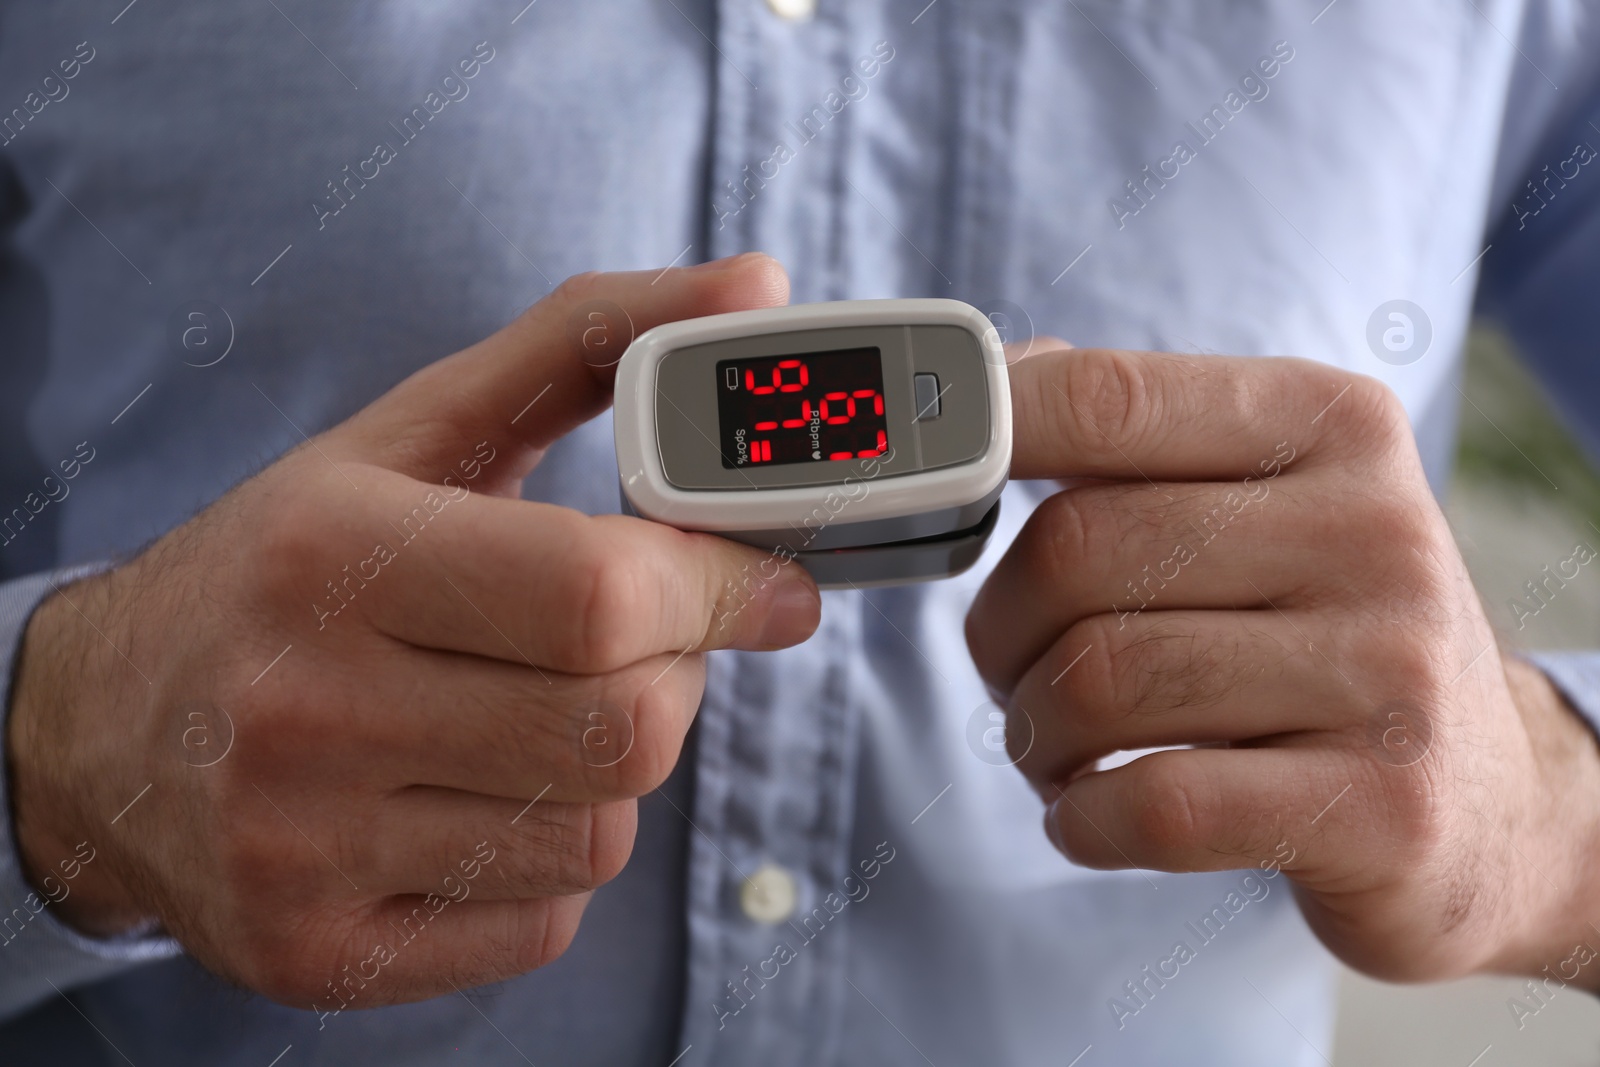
3;0;1499;529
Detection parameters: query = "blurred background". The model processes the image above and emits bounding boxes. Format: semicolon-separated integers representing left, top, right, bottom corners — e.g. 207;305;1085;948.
1331;325;1600;1065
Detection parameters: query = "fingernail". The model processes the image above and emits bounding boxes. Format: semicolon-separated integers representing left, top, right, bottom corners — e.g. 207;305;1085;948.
1043;799;1066;853
757;578;821;648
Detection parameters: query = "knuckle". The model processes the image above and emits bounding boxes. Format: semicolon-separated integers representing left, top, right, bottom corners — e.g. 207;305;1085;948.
606;680;690;797
551;270;605;310
1364;494;1435;552
1376;499;1440;563
1338;373;1411;449
1054;621;1122;720
1381;639;1449;698
223;703;276;777
1377;755;1450;855
214;812;309;903
582;801;636;888
593;736;662;801
504;810;585;888
513;896;586;973
229;675;350;780
1127;756;1208;855
560;544;650;672
506;802;634;892
1061;348;1155;458
1024;489;1102;582
253;492;338;591
239;907;355;1005
1345;497;1452;606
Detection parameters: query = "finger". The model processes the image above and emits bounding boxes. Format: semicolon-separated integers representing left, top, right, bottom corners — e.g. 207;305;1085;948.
351;485;820;668
1008;611;1361;784
1045;746;1362;876
1008;346;1410;482
322;643;706;804
1002;335;1073;365
353;789;637;900
967;478;1327;694
329;253;790;487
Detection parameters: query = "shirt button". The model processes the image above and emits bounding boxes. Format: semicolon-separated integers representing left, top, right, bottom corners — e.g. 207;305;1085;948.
740;863;799;924
765;0;816;22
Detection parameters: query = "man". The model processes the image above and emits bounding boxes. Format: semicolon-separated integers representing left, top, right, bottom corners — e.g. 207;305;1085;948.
2;1;1599;1064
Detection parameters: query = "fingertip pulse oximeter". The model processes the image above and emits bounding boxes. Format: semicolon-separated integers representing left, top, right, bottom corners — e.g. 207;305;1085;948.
614;299;1011;588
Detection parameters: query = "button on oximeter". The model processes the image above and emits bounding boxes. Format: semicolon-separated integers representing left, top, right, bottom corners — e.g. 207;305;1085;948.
913;373;942;420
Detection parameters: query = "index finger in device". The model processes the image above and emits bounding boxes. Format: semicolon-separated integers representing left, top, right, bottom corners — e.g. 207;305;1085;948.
361;488;821;672
1002;335;1073;365
329;254;791;487
1007;347;1414;482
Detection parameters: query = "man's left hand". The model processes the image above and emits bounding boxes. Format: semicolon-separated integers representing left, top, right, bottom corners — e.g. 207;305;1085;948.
967;344;1600;985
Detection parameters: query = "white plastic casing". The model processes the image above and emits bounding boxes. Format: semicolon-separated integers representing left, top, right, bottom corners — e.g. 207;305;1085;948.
613;299;1011;535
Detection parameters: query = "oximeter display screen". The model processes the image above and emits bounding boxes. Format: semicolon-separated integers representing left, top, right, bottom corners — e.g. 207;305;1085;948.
716;348;889;468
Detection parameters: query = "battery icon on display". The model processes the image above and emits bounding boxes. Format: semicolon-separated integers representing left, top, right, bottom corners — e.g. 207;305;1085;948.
725;367;739;390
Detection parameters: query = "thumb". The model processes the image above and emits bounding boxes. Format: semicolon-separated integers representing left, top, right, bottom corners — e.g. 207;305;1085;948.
329;253;790;485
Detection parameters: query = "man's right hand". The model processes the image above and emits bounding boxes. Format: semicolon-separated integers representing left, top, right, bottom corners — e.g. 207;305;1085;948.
6;253;820;1010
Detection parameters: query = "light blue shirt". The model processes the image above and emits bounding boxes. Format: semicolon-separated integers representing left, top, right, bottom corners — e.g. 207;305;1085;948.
3;1;1600;1064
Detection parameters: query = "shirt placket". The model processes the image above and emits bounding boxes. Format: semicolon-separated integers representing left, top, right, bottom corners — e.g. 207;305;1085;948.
701;0;853;301
684;3;867;1062
678;596;863;1066
682;2;1022;1062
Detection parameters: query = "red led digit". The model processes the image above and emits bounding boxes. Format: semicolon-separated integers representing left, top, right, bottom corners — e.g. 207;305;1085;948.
853;389;884;416
762;440;772;462
829;451;853;460
776;359;806;393
747;368;775;396
754;420;777;431
781;398;810;429
821;391;854;425
856;429;888;459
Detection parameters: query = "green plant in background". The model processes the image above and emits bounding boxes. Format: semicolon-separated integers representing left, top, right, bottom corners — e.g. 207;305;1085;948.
1455;324;1600;529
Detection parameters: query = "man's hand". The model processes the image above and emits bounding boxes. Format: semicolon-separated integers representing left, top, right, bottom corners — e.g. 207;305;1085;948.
967;344;1600;986
7;253;821;1009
